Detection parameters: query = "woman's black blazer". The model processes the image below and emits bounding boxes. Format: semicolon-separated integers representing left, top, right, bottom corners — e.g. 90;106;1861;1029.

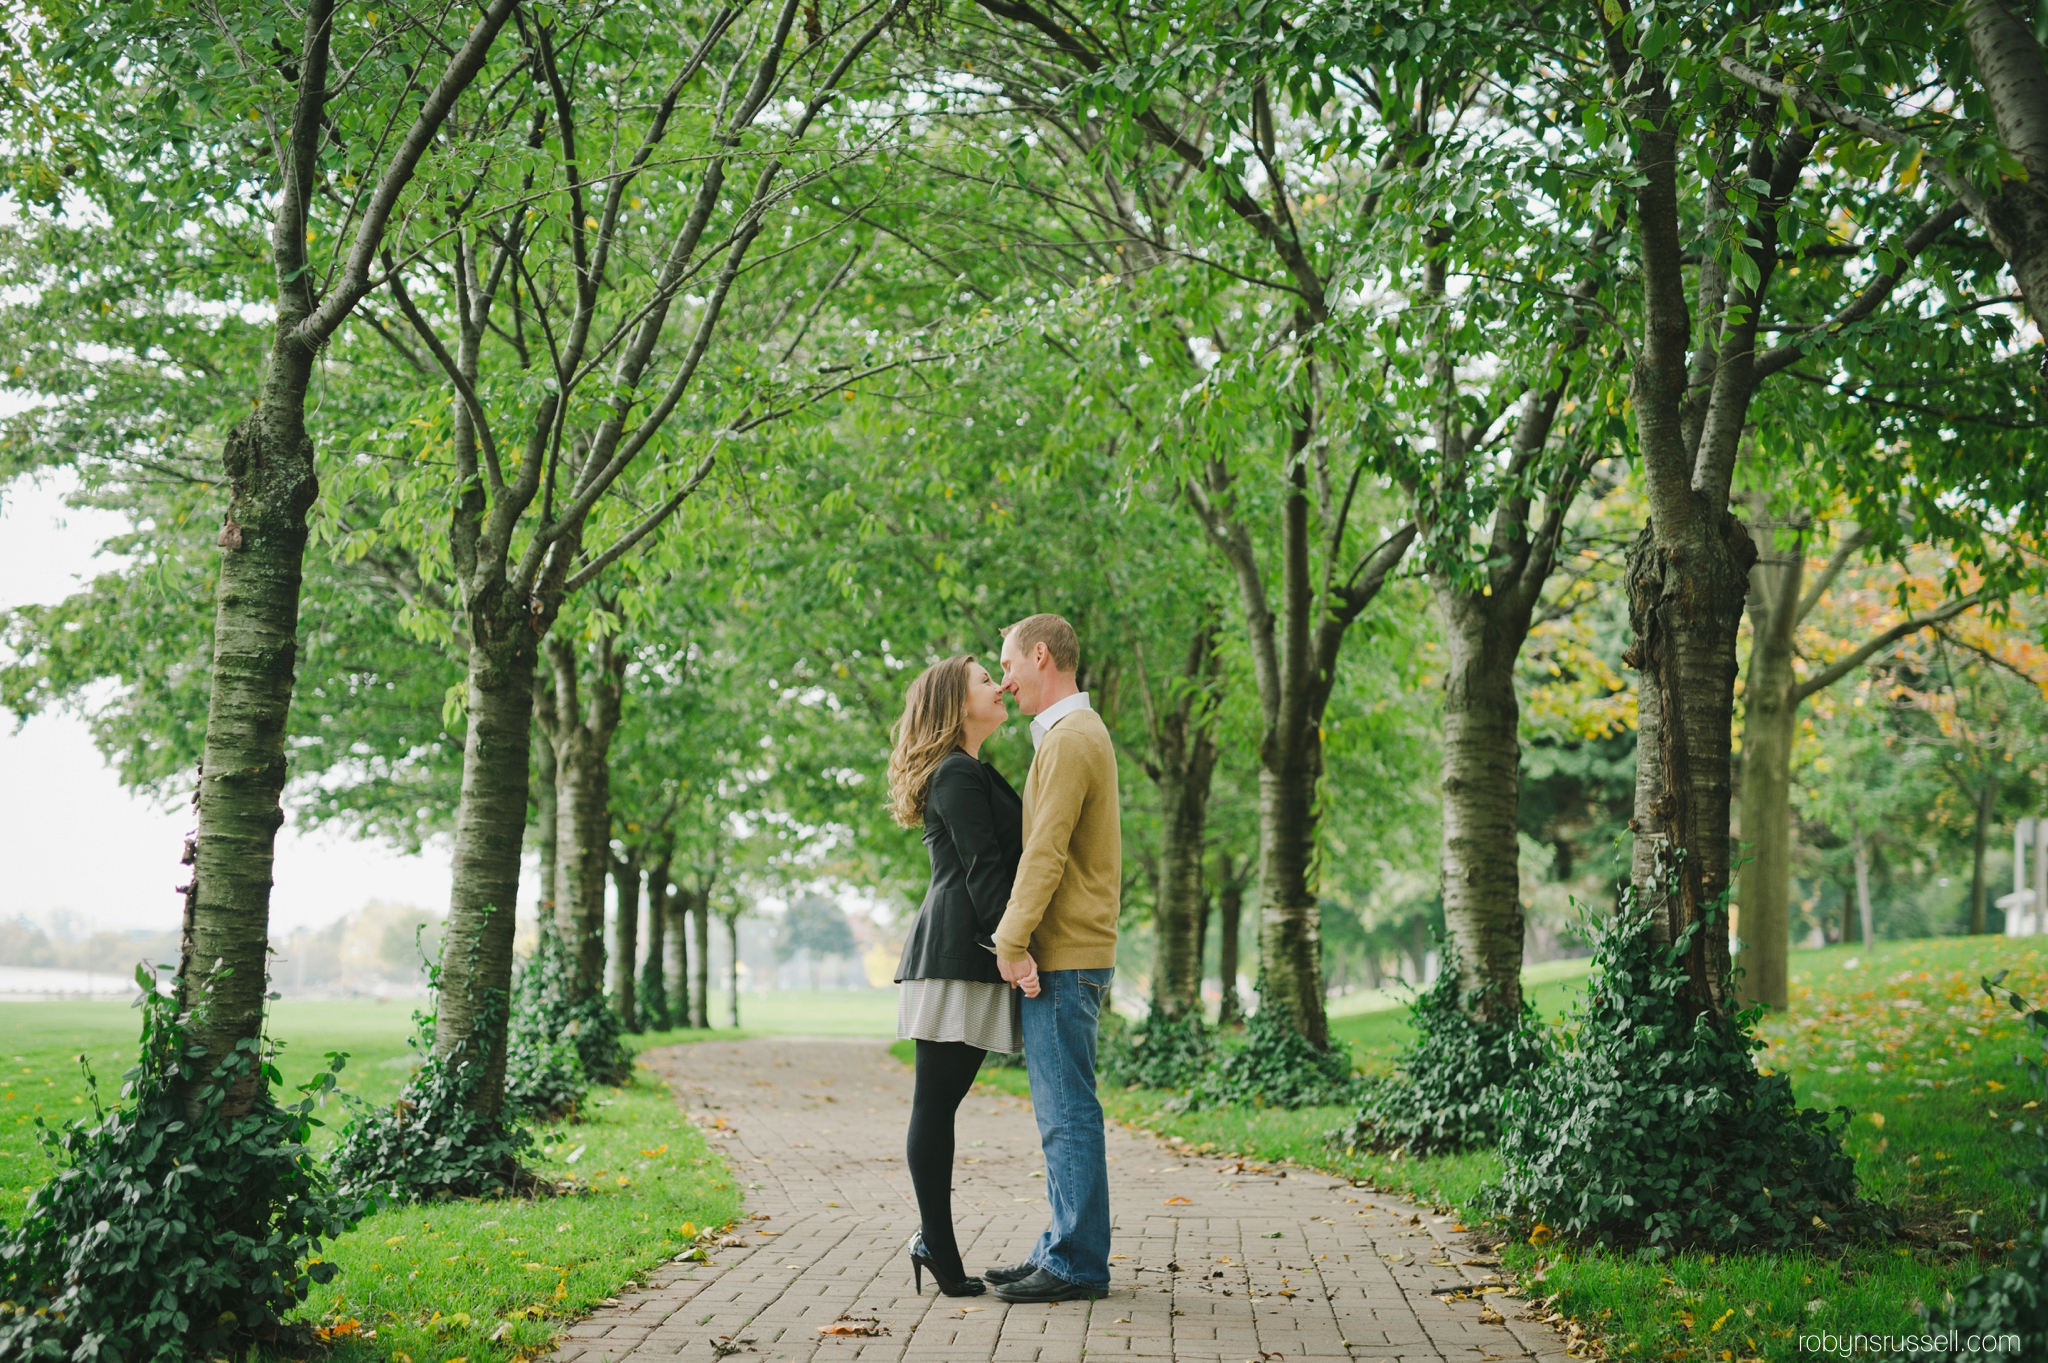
894;750;1023;984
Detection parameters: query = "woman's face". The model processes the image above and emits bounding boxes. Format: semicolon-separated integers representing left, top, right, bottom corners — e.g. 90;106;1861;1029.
960;660;1008;740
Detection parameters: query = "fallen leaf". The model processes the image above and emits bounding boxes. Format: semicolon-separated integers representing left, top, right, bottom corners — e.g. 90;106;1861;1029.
817;1315;888;1337
1528;1223;1553;1247
1163;1196;1192;1205
640;1144;668;1157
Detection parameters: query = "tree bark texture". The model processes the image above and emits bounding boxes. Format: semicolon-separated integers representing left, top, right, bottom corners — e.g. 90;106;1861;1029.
1187;419;1415;1051
1215;851;1245;1026
663;869;693;1030
1971;774;1999;934
177;338;319;1116
1734;510;1804;1010
1853;834;1875;949
549;632;625;1003
432;595;539;1112
533;677;560;924
1422;346;1589;1028
1138;626;1221;1020
1605;10;1961;1018
641;852;669;1031
611;848;641;1032
724;912;741;1028
691;893;711;1029
1434;601;1529;1024
1624;517;1755;1015
174;0;518;1116
1963;0;2048;333
1735;506;1976;1006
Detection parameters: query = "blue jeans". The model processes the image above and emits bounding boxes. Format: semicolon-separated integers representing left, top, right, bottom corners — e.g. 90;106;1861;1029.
1020;967;1114;1289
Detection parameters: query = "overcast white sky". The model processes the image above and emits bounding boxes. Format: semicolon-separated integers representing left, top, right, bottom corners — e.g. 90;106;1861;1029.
1;471;463;936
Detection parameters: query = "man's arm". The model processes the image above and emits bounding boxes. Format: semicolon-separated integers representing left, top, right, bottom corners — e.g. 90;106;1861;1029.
992;731;1086;962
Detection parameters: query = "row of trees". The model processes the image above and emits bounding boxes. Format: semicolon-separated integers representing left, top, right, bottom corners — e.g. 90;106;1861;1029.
3;0;2048;1348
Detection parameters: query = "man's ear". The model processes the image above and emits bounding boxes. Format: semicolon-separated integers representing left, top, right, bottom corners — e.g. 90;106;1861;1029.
1033;641;1051;670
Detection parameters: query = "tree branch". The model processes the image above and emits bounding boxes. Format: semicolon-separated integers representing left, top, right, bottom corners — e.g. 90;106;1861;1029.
1793;591;1983;702
296;0;522;344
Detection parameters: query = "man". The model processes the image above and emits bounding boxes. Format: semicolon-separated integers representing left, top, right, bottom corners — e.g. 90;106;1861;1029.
984;612;1120;1304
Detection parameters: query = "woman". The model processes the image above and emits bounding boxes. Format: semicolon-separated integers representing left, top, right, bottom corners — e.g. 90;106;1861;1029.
888;654;1024;1297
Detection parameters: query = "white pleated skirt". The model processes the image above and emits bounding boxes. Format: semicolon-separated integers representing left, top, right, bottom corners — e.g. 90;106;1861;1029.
897;977;1024;1055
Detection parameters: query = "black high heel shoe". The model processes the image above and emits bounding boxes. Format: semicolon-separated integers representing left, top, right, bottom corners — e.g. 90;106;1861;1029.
908;1233;986;1296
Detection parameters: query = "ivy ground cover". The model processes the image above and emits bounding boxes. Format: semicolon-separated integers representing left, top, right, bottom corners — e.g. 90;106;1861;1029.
0;1001;742;1362
944;937;2047;1362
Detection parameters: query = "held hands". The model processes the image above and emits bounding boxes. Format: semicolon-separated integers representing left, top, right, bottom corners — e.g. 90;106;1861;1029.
998;952;1041;998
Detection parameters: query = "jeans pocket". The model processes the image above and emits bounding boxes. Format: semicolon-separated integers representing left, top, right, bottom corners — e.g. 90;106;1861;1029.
1078;969;1115;1000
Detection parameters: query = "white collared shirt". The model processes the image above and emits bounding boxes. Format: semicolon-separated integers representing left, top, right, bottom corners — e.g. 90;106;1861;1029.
1029;691;1093;750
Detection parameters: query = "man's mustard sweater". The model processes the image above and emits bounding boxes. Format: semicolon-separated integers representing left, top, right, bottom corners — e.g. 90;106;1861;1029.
992;707;1121;970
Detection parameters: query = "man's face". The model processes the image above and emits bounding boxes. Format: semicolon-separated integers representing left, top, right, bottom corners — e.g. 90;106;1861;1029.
999;634;1047;715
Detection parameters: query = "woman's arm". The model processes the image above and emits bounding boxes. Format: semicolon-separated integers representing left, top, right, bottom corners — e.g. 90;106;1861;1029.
930;759;1015;935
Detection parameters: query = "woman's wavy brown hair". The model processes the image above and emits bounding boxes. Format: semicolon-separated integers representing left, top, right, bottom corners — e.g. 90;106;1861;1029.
887;654;974;827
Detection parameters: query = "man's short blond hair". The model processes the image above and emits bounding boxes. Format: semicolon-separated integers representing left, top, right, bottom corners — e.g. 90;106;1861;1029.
1002;613;1080;673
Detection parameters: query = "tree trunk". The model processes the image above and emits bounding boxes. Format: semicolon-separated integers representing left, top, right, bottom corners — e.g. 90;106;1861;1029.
641;852;669;1031
1154;765;1211;1018
1625;515;1757;1018
173;0;520;1118
666;881;693;1030
432;596;539;1114
691;891;712;1029
1189;422;1414;1054
1962;0;2048;334
1256;749;1326;1041
536;671;561;925
611;848;640;1032
1215;851;1244;1026
1434;590;1530;1023
549;633;625;1003
1142;626;1221;1020
1853;833;1875;948
725;912;741;1029
175;347;319;1116
1734;512;1803;1010
1970;774;2000;934
1409;916;1431;983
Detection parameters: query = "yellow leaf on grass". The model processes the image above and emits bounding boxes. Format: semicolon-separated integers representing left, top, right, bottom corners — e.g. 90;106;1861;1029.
1528;1223;1553;1246
1868;1112;1885;1130
641;1144;668;1156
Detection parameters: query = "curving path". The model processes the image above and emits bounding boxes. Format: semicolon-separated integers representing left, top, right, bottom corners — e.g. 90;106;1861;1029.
544;1037;1567;1363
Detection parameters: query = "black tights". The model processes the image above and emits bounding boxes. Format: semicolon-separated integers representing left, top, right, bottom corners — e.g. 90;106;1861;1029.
906;1039;986;1279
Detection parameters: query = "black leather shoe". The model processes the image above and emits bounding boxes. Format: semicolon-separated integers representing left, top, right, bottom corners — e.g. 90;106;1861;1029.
990;1266;1104;1303
982;1260;1036;1286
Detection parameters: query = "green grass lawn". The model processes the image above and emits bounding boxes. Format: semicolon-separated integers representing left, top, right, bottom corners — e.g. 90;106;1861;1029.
897;937;2048;1363
0;1001;772;1361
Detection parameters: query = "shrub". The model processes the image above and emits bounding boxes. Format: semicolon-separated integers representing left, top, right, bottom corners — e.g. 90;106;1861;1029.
1179;991;1360;1111
504;928;590;1120
1918;973;2048;1359
510;924;632;1088
638;950;671;1033
1330;934;1548;1155
330;953;534;1200
1099;1005;1213;1092
0;966;365;1361
1489;894;1862;1250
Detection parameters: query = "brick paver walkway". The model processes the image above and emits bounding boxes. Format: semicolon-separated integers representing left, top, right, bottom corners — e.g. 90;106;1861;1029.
547;1037;1566;1363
